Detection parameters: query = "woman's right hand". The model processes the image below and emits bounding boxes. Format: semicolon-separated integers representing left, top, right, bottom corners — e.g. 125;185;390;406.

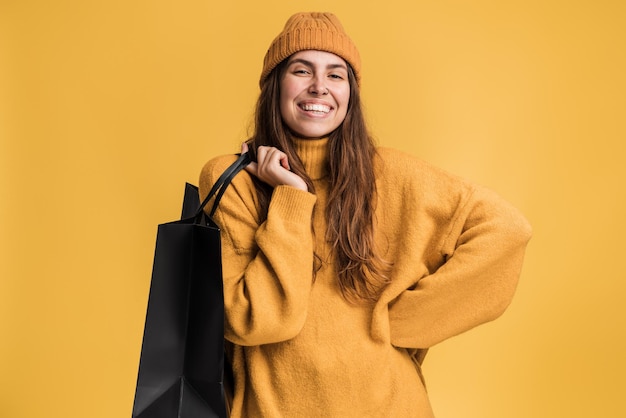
242;143;308;191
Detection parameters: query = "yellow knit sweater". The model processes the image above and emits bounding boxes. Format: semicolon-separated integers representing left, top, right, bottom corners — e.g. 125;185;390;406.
199;138;532;417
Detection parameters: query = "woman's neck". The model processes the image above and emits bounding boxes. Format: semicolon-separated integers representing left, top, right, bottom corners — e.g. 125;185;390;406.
292;137;329;181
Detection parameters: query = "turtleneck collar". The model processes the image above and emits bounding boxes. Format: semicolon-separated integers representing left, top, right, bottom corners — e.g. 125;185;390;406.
292;137;329;181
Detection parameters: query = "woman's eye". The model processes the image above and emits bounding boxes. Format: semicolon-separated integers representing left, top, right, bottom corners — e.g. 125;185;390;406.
329;74;344;80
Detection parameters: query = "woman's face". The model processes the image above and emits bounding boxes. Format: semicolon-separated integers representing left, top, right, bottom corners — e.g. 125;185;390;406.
279;50;351;139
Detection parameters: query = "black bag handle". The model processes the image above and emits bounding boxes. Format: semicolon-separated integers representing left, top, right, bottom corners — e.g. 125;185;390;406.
195;152;251;219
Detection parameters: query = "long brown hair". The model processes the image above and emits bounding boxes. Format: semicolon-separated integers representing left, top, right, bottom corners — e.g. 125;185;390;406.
247;59;391;302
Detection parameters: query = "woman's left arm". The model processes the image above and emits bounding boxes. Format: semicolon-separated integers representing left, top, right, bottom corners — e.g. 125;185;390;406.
388;185;532;349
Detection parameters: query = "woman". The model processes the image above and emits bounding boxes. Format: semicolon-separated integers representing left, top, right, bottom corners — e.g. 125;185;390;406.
199;12;532;418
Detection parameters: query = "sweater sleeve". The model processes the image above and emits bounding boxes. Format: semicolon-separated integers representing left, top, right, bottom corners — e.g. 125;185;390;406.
388;183;532;349
199;156;317;346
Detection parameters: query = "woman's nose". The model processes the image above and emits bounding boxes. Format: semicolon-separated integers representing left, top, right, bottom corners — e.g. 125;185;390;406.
308;76;329;95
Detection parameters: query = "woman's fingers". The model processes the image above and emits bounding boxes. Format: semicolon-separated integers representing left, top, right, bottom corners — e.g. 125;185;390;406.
279;153;291;170
244;161;258;176
256;147;286;178
243;146;307;191
242;142;259;176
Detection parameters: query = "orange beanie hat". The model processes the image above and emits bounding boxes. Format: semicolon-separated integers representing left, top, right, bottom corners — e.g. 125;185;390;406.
259;12;361;87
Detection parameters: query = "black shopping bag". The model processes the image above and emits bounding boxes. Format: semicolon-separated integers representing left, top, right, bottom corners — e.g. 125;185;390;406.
132;153;250;418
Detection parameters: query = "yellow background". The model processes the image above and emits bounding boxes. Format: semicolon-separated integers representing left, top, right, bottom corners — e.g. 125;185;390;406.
1;0;624;417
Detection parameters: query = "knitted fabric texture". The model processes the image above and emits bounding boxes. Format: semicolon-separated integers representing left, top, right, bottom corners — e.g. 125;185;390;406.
199;140;532;417
260;12;361;87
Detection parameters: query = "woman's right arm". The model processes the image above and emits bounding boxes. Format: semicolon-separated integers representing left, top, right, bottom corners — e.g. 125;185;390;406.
199;155;317;347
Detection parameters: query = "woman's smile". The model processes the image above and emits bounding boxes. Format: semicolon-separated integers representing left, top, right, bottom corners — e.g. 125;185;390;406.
299;101;332;115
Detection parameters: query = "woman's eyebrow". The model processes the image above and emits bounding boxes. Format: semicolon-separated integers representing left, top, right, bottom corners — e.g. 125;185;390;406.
288;58;348;71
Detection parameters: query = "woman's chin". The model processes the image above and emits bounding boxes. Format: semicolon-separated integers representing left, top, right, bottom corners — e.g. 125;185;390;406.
289;126;336;140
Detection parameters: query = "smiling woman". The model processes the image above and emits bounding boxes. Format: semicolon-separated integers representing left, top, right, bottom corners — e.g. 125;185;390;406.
197;11;532;418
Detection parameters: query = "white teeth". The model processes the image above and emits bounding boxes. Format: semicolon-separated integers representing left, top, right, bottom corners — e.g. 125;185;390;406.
301;104;330;113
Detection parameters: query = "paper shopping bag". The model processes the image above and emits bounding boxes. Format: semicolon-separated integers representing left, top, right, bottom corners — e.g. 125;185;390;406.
132;153;250;418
